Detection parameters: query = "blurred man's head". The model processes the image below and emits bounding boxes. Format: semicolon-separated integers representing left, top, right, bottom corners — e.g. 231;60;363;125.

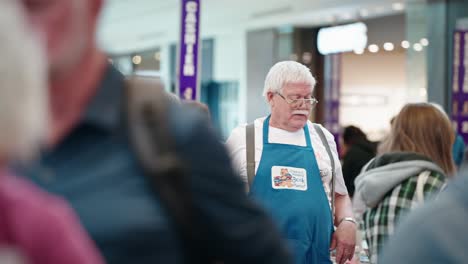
183;101;211;120
0;0;48;162
264;61;317;132
21;0;103;79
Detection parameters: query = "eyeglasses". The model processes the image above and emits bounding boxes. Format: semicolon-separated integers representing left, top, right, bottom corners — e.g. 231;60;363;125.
275;92;319;108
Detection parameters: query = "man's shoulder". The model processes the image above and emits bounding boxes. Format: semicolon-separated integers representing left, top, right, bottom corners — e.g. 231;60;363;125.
226;116;266;145
226;123;249;149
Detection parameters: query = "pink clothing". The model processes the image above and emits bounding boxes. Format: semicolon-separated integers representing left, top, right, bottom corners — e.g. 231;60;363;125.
0;170;104;264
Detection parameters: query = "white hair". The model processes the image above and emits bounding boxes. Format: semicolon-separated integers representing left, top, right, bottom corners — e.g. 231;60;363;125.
262;61;316;98
0;0;48;161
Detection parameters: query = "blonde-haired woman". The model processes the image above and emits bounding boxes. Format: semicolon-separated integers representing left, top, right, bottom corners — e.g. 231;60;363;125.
353;103;455;263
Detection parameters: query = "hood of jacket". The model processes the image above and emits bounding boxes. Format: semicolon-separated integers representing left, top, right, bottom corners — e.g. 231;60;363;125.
354;152;445;208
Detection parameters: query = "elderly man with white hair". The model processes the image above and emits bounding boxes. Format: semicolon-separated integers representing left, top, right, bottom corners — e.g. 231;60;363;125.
227;61;356;264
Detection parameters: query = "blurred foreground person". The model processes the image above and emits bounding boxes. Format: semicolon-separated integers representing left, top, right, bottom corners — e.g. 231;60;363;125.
354;103;456;263
380;169;468;264
183;100;211;120
0;1;103;263
340;126;376;197
16;0;292;263
227;61;356;264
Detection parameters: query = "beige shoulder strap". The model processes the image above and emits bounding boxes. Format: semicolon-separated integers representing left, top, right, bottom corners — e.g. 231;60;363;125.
313;124;336;216
246;123;255;192
125;75;198;257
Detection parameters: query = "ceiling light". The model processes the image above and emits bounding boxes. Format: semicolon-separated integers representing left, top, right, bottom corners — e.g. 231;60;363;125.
401;40;410;49
359;9;369;17
368;44;379;53
420;38;429;46
413;43;423;52
420;88;427;97
302;52;312;64
375;6;385;14
341;13;352;20
392;2;405;11
383;42;394;51
132;55;142;65
154;52;161;61
354;49;364;55
289;53;298;61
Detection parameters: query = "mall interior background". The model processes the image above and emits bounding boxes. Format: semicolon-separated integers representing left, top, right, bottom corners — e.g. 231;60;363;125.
97;0;468;145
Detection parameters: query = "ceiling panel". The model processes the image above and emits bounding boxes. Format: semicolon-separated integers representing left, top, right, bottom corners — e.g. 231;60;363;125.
98;0;406;54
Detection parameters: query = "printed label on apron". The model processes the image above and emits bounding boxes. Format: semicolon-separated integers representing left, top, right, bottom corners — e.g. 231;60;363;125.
271;166;307;191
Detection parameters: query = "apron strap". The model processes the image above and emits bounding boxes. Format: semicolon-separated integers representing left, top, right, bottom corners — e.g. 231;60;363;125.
246;122;256;192
303;123;313;148
313;124;336;218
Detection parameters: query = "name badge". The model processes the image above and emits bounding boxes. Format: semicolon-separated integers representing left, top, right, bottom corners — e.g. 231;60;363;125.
271;166;308;191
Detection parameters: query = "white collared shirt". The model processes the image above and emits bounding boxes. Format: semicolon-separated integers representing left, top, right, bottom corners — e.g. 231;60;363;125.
226;117;348;204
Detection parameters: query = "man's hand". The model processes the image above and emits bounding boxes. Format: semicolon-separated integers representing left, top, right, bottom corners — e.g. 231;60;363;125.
330;221;356;264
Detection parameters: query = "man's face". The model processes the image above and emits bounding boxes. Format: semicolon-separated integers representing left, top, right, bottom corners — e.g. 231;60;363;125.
268;82;313;132
21;0;93;78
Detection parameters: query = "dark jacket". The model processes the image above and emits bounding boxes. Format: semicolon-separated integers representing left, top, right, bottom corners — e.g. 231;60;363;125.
16;65;292;264
341;139;376;196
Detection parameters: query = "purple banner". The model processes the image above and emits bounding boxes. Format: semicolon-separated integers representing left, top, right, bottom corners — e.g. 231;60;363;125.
324;54;342;152
177;0;201;100
451;30;468;143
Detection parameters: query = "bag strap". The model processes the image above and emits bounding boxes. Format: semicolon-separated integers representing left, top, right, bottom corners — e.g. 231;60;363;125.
313;124;336;217
415;170;431;203
124;75;201;261
246;123;256;192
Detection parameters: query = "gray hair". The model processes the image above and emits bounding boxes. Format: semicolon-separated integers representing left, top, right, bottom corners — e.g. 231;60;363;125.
0;0;48;161
262;61;316;98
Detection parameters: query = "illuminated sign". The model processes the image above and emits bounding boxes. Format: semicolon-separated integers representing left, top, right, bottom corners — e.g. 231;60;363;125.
317;22;368;55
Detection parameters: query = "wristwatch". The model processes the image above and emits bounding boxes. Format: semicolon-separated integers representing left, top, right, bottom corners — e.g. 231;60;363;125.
338;217;357;226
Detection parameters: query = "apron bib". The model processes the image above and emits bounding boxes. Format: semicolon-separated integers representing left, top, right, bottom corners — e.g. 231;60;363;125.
250;116;333;264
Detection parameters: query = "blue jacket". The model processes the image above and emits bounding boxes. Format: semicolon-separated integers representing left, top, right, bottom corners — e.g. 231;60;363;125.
17;65;292;264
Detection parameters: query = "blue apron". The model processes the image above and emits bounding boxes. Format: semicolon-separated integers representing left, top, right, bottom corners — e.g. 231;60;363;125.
250;116;333;264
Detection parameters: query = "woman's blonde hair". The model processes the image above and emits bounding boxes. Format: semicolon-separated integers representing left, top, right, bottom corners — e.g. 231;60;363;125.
380;103;456;176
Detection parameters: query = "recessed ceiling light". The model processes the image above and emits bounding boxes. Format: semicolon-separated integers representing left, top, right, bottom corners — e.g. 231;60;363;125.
413;43;423;52
359;9;369;17
392;2;405;11
354;49;365;55
420;38;429;46
132;55;142;65
368;44;379;53
383;42;394;51
401;40;410;49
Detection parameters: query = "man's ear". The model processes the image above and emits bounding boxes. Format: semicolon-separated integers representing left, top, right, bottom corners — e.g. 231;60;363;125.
266;91;275;106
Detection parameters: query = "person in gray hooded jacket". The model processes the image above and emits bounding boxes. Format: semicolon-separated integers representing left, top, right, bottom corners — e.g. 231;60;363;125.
379;169;468;264
353;103;456;263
